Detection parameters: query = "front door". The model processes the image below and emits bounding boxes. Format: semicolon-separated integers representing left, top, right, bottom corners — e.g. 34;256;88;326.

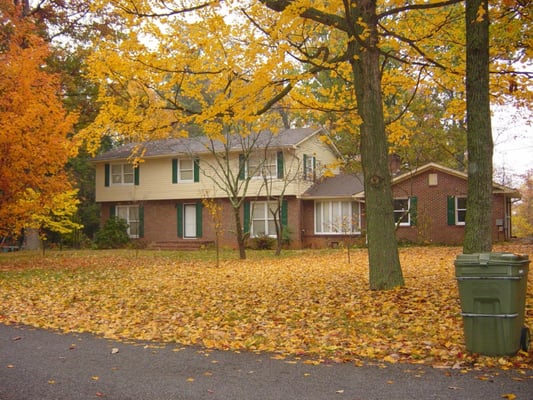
184;204;197;238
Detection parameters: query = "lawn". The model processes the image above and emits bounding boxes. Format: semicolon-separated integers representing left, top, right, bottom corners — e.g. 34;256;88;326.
1;244;532;372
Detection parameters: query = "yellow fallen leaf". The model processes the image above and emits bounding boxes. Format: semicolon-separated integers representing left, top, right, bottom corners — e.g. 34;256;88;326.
383;355;398;364
91;376;99;381
187;378;195;382
501;394;516;400
0;246;530;373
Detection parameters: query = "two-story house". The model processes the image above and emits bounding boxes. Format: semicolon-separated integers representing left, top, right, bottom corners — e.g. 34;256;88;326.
93;127;520;249
92;127;341;249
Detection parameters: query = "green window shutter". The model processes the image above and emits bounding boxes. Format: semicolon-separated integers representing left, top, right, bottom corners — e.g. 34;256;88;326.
303;154;308;177
109;205;116;217
196;201;203;237
281;199;288;226
139;205;144;238
447;196;456;225
104;164;110;187
239;154;245;180
410;196;417;226
134;166;140;186
176;203;183;237
243;201;250;234
194;158;200;182
172;159;178;183
277;151;284;179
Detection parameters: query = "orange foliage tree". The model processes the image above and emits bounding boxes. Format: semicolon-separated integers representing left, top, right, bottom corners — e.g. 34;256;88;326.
0;1;79;242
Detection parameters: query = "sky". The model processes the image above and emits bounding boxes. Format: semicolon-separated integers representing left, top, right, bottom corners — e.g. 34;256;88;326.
492;108;532;186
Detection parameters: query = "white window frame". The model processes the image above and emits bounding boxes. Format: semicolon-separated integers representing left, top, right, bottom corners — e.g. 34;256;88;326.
116;205;140;238
247;153;277;179
393;198;411;226
304;155;315;181
456;196;467;225
315;201;361;234
111;164;134;185
178;159;194;183
250;201;277;237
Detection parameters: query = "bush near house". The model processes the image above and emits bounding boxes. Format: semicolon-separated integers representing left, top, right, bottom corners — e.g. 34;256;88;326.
93;217;130;249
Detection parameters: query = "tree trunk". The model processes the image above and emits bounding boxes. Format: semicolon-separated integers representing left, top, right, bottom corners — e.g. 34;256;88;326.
233;205;247;260
463;0;493;254
350;0;404;290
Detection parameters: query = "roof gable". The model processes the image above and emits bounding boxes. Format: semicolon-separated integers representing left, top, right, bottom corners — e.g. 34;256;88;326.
392;163;519;196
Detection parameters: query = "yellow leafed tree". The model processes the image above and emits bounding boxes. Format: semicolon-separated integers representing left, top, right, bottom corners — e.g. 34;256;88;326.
82;0;531;288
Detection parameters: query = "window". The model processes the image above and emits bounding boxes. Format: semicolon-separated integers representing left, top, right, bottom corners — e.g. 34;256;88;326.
247;153;276;179
393;198;411;226
303;154;316;181
111;164;134;185
456;197;467;225
172;159;199;183
178;159;193;182
315;201;361;234
116;205;141;238
447;196;467;225
251;201;277;237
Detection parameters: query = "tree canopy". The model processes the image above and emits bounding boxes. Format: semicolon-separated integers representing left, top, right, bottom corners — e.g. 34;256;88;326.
0;0;80;240
75;0;531;288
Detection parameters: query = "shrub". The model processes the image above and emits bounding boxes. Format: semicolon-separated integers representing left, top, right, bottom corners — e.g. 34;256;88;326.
93;217;131;249
250;234;276;250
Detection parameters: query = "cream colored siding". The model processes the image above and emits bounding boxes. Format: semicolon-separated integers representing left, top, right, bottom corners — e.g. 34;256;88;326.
94;133;339;203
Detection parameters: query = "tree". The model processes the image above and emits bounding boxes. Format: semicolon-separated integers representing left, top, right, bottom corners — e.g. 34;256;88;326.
462;0;493;254
0;0;80;241
17;188;81;253
195;126;275;260
202;195;223;266
81;0;531;289
257;140;301;256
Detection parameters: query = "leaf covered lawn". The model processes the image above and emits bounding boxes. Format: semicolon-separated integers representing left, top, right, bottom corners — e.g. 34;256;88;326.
1;245;532;371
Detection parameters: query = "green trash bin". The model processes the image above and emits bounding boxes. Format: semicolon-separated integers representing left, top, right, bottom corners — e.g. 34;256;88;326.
454;252;530;356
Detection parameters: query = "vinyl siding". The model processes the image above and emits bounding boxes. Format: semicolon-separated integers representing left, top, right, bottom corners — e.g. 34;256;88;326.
94;135;339;203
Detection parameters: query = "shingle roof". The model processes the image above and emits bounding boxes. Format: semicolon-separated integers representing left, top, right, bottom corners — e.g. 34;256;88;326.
92;127;325;162
301;163;519;200
302;173;365;199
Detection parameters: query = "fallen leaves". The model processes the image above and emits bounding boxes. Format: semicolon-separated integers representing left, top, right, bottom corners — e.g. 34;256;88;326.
0;245;531;371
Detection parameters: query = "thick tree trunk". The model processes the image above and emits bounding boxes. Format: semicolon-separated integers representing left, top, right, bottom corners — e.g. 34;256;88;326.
350;0;404;290
463;0;493;253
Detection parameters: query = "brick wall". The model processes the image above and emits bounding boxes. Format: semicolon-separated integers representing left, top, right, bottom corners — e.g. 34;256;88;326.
101;197;304;249
392;168;508;245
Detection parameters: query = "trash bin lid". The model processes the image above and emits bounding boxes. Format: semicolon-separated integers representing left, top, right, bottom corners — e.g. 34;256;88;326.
455;252;530;266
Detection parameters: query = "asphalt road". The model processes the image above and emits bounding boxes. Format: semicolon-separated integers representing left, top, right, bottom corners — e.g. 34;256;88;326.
0;324;531;400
